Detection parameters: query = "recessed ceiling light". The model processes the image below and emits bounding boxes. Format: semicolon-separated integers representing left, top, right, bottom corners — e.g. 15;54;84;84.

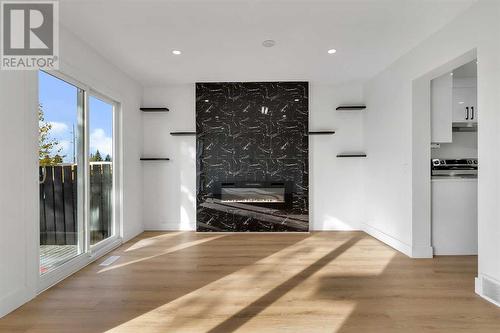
294;98;300;102
262;40;276;48
172;50;182;55
327;49;337;54
450;72;454;76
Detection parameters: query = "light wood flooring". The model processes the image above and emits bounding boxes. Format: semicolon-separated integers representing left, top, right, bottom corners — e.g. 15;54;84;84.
1;231;499;332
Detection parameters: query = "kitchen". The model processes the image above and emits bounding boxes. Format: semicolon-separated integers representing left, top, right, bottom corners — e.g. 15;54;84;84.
431;60;478;255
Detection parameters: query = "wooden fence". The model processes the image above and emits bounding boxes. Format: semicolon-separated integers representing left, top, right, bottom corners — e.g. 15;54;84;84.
39;163;112;246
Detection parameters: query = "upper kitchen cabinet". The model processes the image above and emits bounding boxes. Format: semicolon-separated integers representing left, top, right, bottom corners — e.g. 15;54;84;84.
431;72;453;143
452;77;477;123
431;60;477;143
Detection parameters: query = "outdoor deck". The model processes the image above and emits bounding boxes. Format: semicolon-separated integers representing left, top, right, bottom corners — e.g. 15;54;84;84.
40;245;78;274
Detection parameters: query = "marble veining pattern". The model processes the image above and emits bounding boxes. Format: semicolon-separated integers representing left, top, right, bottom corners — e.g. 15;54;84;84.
196;82;309;232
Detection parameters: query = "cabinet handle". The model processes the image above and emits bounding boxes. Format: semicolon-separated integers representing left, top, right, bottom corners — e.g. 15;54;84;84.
471;106;474;120
465;107;469;120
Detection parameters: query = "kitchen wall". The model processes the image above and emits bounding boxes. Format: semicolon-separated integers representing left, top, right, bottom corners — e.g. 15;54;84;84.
0;26;143;317
363;0;500;304
142;82;365;231
431;132;478;159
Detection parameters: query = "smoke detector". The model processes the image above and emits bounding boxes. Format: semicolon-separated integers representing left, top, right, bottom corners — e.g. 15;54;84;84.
262;40;276;48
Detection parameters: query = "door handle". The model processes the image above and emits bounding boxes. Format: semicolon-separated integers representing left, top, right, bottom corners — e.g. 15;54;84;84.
465;107;469;120
471;106;474;120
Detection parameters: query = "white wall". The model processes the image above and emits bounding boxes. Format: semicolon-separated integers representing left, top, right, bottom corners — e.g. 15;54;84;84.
142;82;365;231
362;0;500;303
0;71;39;318
309;83;365;230
0;26;143;317
142;85;196;230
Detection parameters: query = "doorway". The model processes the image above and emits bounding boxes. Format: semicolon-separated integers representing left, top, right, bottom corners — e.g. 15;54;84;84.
411;49;477;258
430;60;478;255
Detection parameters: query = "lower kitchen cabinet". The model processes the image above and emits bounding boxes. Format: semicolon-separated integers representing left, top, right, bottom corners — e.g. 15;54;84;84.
431;177;477;255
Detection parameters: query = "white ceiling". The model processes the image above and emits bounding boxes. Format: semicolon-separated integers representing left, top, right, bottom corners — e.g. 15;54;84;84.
60;0;475;86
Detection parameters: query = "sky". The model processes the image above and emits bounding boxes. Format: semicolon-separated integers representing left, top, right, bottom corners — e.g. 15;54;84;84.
39;71;113;163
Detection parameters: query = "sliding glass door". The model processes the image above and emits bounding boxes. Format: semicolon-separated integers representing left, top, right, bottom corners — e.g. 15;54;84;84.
38;71;84;274
88;95;115;246
38;71;117;276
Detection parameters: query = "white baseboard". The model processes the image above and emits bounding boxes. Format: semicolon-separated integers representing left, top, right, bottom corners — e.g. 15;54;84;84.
310;226;362;231
144;223;195;231
361;223;433;258
410;245;434;258
146;226;361;232
146;223;362;232
122;226;145;243
476;274;500;307
0;288;34;318
362;223;412;257
475;276;482;295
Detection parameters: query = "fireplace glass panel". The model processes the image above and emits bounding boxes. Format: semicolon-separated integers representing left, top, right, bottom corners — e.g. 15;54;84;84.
221;187;285;203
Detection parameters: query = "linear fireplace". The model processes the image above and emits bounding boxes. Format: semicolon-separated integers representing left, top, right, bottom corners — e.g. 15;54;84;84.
216;181;292;207
221;187;284;203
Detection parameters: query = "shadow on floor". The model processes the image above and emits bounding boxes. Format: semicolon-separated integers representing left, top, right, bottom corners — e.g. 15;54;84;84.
0;231;310;333
317;253;500;332
206;235;362;333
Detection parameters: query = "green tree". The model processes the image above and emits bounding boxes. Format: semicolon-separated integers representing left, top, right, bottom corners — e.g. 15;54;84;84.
90;150;103;162
105;154;111;162
53;154;63;164
39;104;65;166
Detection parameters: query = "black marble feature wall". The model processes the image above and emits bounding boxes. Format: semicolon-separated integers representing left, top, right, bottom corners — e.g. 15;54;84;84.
196;82;309;232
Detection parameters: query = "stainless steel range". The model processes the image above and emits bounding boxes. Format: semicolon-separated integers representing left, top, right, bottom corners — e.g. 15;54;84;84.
431;158;478;177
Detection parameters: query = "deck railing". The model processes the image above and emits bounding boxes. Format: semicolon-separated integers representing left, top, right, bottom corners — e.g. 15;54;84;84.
39;162;112;246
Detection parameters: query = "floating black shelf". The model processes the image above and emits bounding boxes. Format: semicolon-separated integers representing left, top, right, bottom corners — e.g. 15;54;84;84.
337;153;367;158
308;131;335;135
336;105;366;111
140;158;170;161
170;131;196;136
140;107;169;112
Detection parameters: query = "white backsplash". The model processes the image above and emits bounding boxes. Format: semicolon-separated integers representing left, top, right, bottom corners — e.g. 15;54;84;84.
432;131;477;158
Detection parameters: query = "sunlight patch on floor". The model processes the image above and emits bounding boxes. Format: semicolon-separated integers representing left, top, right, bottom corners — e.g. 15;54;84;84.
99;235;226;273
239;300;357;333
102;234;391;333
124;232;184;252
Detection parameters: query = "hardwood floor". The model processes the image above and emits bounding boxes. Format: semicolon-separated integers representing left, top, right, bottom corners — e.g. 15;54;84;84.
1;231;499;332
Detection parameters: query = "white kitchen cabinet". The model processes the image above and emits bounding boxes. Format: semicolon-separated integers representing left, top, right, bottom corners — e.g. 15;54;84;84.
452;78;477;123
431;72;453;143
432;178;477;255
452;87;477;122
